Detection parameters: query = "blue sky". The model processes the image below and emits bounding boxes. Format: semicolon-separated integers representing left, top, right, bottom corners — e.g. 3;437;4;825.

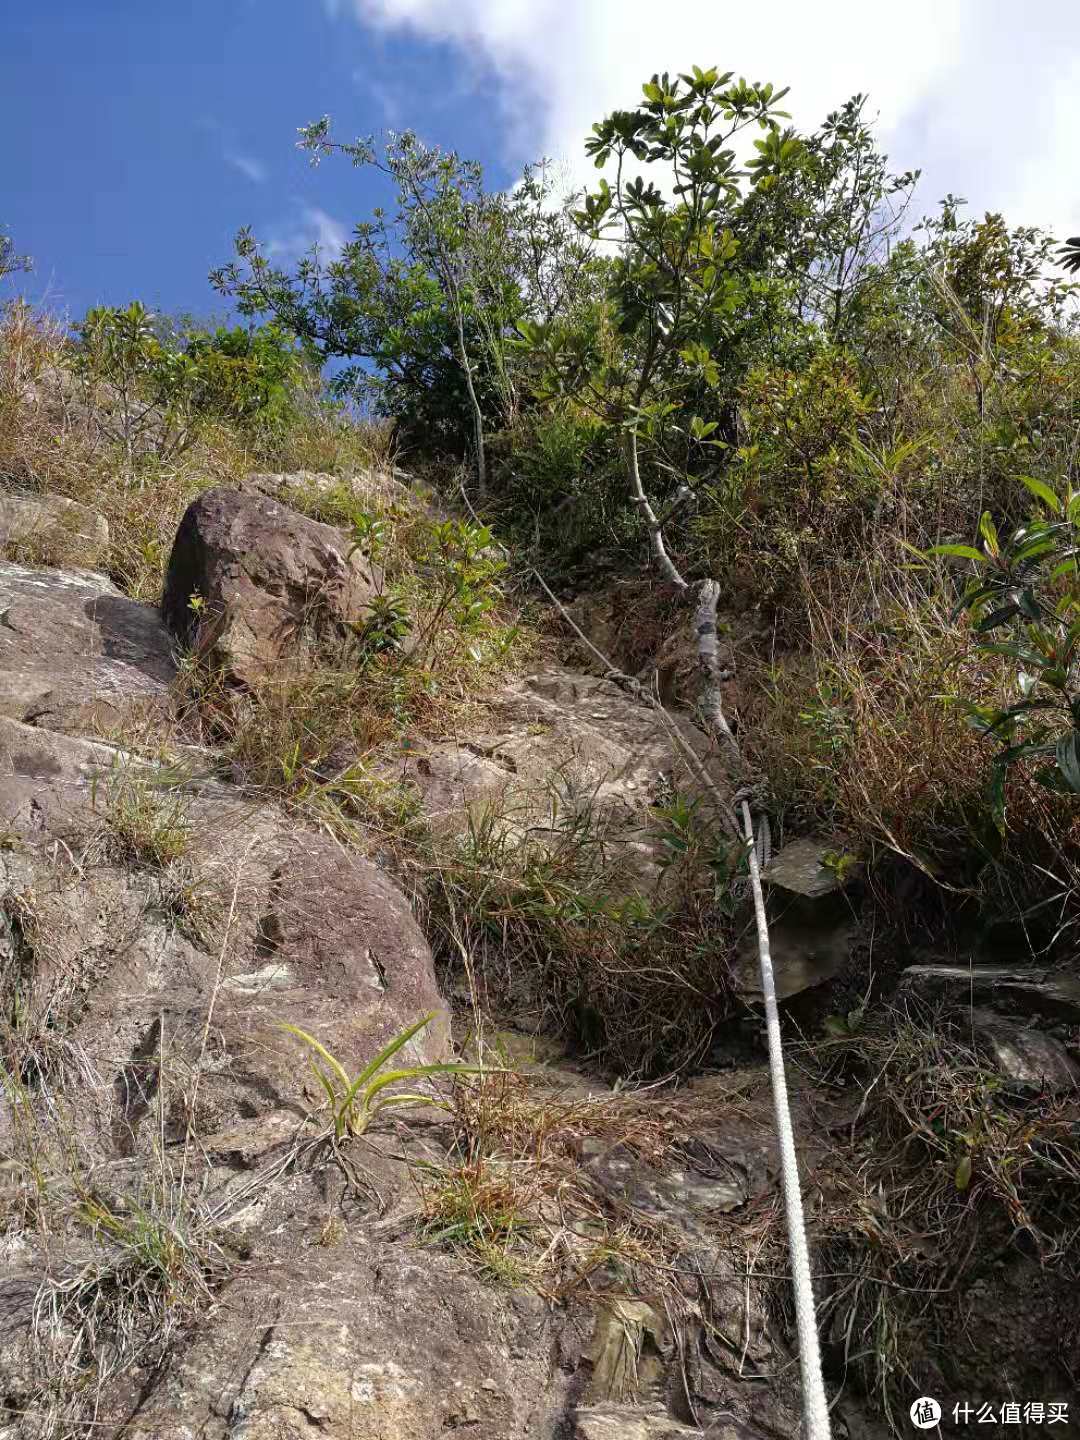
4;2;1080;328
0;1;513;322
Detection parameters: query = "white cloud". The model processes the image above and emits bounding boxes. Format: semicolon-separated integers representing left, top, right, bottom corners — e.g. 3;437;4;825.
333;0;1080;241
225;150;268;184
266;205;349;262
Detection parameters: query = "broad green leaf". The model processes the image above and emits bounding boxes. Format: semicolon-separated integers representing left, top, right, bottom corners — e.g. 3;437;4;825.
928;544;985;562
1056;731;1080;792
1020;475;1061;513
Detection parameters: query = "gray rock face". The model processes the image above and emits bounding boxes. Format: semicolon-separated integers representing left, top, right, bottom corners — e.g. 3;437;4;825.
736;892;856;1002
245;467;413;512
969;1008;1078;1090
762;837;847;899
108;1239;574;1439
386;668;733;890
899;964;1080;1024
0;716;448;1122
0;562;174;731
161;486;383;685
0;491;109;566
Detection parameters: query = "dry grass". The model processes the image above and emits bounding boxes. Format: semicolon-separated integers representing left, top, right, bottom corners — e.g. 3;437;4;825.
794;1000;1080;1427
0;302;395;600
743;550;1080;939
0;1052;232;1437
426;785;742;1079
413;1064;685;1299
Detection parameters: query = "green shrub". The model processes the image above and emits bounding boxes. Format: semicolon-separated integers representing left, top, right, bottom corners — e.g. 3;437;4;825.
696;350;873;606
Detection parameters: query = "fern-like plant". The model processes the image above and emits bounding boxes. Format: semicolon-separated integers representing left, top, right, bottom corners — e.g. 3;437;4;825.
279;1011;479;1140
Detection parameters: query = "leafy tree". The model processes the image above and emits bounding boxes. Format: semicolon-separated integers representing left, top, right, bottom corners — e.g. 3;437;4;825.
180;322;306;428
520;67;795;586
213;129;549;485
738;94;919;343
75;302;307;464
918;201;1078;355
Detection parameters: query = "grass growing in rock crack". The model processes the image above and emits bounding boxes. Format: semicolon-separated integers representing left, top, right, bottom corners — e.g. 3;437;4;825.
428;781;742;1078
0;844;280;1434
29;1184;228;1429
95;762;193;870
411;1061;745;1314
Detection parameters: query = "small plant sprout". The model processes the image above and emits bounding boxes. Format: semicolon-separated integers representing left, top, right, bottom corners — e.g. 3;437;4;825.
279;1011;482;1140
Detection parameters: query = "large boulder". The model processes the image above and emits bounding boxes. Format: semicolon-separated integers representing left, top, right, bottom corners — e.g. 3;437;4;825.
161;487;383;685
0;562;174;732
0;491;109;567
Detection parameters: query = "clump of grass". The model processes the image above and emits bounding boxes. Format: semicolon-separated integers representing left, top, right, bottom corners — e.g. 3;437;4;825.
412;1063;685;1300
744;552;1080;939
800;1001;1080;1426
280;1011;480;1141
416;1154;540;1286
430;781;740;1078
95;764;192;869
23;1178;228;1432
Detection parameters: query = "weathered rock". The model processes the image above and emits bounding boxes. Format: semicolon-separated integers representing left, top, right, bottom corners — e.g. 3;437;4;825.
736;896;856;1001
762;838;847;899
898;964;1080;1024
968;1008;1078;1090
246;467;413;514
0;562;175;731
572;1404;703;1439
389;668;733;888
109;1240;573;1439
0;491;109;566
581;1133;772;1226
0;716;448;1155
161;487;382;685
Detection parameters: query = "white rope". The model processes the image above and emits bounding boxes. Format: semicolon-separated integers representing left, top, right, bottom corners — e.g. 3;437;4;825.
457;479;829;1431
740;797;832;1440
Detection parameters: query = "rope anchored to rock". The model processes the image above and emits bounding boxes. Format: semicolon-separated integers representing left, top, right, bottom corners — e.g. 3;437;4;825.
459;476;832;1436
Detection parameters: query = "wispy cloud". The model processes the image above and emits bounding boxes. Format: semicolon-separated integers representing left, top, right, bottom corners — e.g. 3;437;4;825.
331;0;1080;243
225;150;268;184
266;205;349;263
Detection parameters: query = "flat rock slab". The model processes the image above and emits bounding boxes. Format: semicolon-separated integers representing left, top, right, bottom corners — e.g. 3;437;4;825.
899;964;1080;1024
968;1008;1078;1090
573;1404;704;1439
0;491;109;566
761;837;846;898
736;901;856;1001
0;562;175;731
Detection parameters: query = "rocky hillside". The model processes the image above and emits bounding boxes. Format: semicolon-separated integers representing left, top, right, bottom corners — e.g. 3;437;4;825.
3;62;1080;1432
1;443;1077;1437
